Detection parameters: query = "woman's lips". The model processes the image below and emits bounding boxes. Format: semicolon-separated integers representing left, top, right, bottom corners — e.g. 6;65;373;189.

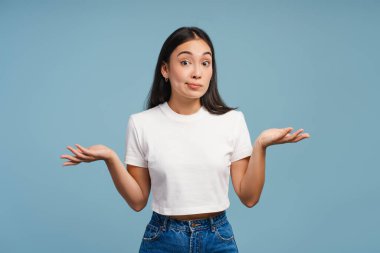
187;83;202;89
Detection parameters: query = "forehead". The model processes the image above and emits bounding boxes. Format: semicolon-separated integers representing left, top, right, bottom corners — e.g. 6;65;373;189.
172;39;212;57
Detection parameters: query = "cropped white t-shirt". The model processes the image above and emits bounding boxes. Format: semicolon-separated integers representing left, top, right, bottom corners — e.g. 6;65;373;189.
124;101;253;215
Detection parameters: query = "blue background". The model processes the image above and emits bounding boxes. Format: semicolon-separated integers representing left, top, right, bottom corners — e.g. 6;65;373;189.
1;0;379;252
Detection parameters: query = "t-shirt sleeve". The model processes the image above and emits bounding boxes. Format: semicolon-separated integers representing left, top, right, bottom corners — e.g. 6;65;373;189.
124;116;148;168
231;111;253;163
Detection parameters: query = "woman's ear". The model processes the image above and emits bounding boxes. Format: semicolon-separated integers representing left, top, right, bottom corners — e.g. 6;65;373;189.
161;62;169;79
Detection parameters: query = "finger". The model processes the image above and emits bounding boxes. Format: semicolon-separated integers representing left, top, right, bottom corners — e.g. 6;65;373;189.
67;146;92;160
62;161;81;166
282;127;295;137
293;133;310;142
280;129;302;143
291;129;304;139
75;144;92;156
285;127;293;133
67;146;85;156
281;127;294;138
61;154;83;163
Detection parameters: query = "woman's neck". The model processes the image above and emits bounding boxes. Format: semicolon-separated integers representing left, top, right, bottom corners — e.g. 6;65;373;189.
167;98;202;115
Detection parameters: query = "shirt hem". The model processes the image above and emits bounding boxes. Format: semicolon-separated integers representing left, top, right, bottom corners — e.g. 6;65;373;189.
124;157;148;168
231;147;253;163
151;201;230;216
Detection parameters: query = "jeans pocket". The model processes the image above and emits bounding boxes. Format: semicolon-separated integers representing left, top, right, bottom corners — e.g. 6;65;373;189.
142;223;162;241
215;222;235;241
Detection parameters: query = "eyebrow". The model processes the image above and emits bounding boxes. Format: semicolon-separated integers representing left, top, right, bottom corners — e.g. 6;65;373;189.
177;51;212;57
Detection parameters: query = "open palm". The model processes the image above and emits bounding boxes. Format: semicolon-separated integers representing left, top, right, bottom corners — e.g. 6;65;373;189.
60;144;114;166
258;127;310;148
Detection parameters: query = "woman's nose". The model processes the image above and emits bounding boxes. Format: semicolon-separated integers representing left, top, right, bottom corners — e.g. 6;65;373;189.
192;65;202;79
192;74;201;79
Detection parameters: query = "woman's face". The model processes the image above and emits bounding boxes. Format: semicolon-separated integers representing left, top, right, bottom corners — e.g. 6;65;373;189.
161;39;213;101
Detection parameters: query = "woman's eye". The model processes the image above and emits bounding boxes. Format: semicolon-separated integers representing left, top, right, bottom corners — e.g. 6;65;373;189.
180;60;190;65
203;61;211;67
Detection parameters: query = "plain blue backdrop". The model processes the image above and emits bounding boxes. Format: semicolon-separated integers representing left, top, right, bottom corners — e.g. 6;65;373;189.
1;0;379;252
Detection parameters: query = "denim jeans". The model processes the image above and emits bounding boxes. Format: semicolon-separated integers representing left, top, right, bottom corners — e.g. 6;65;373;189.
139;210;239;253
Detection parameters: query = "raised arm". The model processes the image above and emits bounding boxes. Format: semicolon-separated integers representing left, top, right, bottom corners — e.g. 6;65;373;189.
231;127;310;207
61;144;150;212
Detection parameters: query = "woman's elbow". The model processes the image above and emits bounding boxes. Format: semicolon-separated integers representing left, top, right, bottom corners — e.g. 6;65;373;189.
244;197;260;208
133;202;148;212
128;199;148;212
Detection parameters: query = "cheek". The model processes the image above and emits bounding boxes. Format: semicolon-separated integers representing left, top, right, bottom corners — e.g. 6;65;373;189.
206;69;213;80
170;67;187;81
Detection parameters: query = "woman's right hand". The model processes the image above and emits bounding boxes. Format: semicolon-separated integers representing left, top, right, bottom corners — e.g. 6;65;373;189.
60;144;115;166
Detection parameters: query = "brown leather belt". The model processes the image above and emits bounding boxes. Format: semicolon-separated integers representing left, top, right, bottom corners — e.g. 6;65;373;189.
169;211;222;221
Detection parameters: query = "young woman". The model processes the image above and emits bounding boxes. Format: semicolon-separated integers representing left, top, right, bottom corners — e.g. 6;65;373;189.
61;27;310;252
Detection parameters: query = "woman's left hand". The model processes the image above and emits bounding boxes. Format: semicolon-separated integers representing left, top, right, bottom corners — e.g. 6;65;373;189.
257;127;310;148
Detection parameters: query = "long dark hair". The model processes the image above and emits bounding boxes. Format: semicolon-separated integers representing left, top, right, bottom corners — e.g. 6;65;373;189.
144;26;237;115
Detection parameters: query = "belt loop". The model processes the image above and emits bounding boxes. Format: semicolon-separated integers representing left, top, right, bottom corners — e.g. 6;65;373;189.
210;217;216;232
162;215;168;231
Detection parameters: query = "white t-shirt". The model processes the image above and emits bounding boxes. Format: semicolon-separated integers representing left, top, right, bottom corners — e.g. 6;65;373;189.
124;101;253;215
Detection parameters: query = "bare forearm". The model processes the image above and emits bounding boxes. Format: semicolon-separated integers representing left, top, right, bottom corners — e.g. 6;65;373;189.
104;152;144;211
240;140;266;207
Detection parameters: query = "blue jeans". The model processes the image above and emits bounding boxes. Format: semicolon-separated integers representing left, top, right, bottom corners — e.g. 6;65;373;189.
139;210;239;253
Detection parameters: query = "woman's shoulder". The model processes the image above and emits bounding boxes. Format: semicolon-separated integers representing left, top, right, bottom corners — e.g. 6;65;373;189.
129;104;162;123
213;108;244;120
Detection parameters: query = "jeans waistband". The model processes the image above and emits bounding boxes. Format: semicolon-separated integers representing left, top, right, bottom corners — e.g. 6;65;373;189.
149;210;228;232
